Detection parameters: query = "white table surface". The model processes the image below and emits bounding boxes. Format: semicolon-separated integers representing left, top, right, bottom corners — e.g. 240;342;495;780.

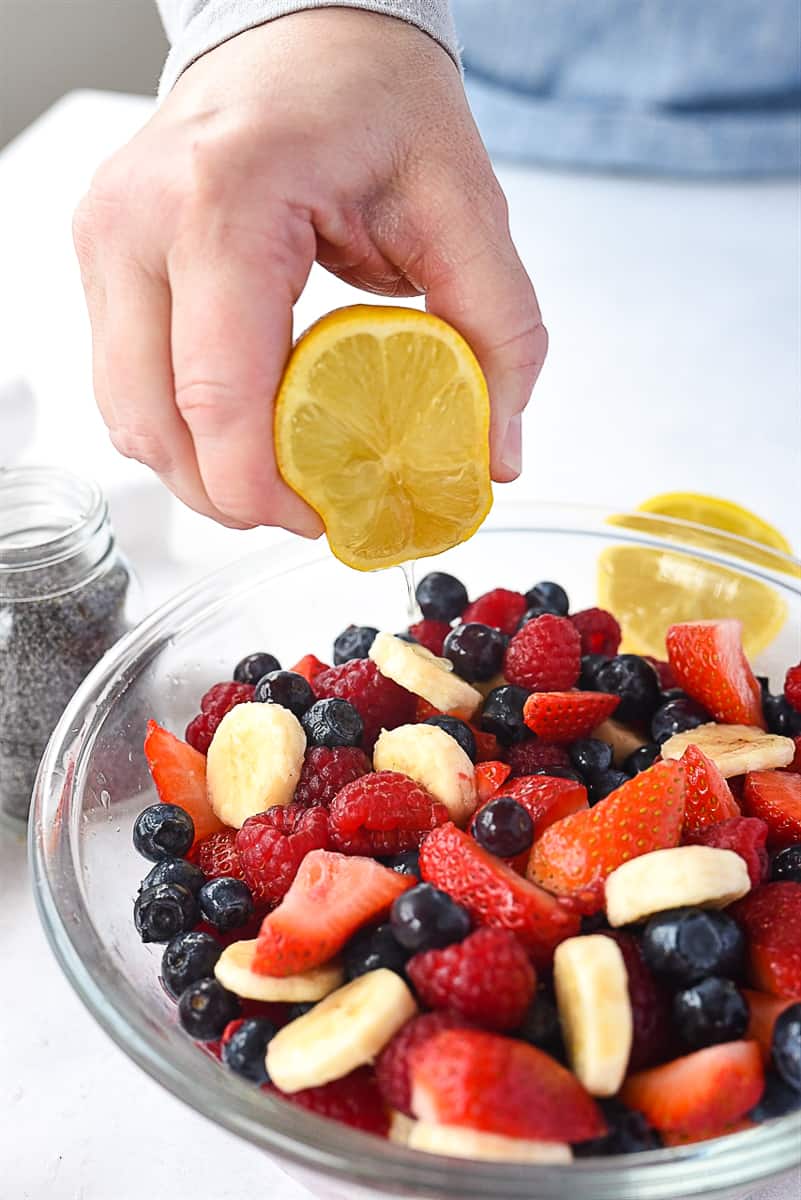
1;90;800;1200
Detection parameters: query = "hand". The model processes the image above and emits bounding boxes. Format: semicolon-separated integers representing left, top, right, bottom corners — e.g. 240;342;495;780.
73;9;546;533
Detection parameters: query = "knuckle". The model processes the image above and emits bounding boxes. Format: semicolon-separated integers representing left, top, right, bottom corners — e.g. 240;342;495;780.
174;378;239;428
108;424;173;474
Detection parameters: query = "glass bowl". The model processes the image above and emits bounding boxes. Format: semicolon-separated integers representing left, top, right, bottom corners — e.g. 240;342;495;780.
30;502;801;1200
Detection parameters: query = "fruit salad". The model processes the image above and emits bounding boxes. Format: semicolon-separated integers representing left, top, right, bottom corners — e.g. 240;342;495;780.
131;574;801;1162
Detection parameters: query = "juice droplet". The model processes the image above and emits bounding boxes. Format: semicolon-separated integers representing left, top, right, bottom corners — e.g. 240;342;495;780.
398;561;418;623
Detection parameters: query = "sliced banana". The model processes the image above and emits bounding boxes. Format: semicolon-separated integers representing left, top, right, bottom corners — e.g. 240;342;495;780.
214;939;343;1002
206;701;306;828
373;723;478;826
660;722;794;778
605;846;751;928
266;968;418;1093
407;1122;573;1163
553;935;633;1096
592;718;648;767
388;1110;415;1146
369;632;482;718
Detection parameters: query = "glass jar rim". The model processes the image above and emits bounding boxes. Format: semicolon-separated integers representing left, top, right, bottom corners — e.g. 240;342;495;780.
0;465;106;568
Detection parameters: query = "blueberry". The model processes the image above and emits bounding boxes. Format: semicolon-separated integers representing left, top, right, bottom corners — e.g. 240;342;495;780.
133;803;195;862
749;1071;801;1121
764;693;801;737
595;655;662;724
286;1001;316;1021
526;765;586;784
516;987;564;1055
390;882;472;952
161;930;222;999
234;651;281;685
134;882;197;943
771;845;801;883
516;605;549;631
574;1099;662;1156
302;698;363;748
524;581;569;616
141;856;206;896
443;623;507;683
383;849;421;878
415;571;468;622
623;743;662;776
651;697;710;744
772;1003;801;1092
641;907;745;984
672;977;749;1049
579;653;609;691
178;978;240;1041
569;738;613;778
480;685;530;745
222;1017;275;1083
757;675;772;697
395;631;417;643
197;877;254;933
473;797;534;858
423;715;476;761
660;688;690;704
333;624;379;665
343;922;410;981
580;911;610;934
588;769;629;805
253;670;315;717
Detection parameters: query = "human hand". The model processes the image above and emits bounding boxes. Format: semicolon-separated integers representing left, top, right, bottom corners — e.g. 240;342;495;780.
73;9;546;533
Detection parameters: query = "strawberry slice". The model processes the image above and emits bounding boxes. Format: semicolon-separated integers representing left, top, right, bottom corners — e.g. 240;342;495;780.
474;760;513;804
253;850;414;976
731;882;801;999
683;816;769;887
410;1028;606;1143
419;822;580;966
143;720;223;845
620;1041;764;1134
665;620;765;728
681;744;740;834
527;760;686;901
523;691;620;742
742;770;801;849
661;1118;756;1146
742;988;796;1062
291;654;330;685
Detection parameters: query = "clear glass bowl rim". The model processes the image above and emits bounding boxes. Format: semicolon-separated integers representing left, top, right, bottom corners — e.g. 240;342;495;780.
29;501;801;1200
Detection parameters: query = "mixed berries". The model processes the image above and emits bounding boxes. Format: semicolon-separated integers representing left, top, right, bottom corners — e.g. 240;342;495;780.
129;572;801;1163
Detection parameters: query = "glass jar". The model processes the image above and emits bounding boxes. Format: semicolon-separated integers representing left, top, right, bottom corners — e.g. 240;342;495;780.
0;466;141;824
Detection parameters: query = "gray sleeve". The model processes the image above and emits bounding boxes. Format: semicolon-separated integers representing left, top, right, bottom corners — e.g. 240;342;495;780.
155;1;460;95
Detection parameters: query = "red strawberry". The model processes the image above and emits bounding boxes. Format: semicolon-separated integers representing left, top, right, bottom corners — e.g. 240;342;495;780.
419;822;580;966
407;619;451;656
601;930;672;1070
504;614;581;692
620;1041;764;1134
666;620;764;728
742;770;801;849
493;774;589;838
290;654;330;685
143;720;223;845
680;744;740;834
785;663;801;713
788;736;801;774
523;691;620;742
270;1067;389;1136
461;588;527;635
661;1118;756;1147
527;760;686;902
684;816;769;888
328;771;448;856
252;850;414;977
569;607;621;657
470;723;501;763
474;760;512;803
410;1028;606;1142
742;988;796;1062
731;882;801;998
376;1012;473;1116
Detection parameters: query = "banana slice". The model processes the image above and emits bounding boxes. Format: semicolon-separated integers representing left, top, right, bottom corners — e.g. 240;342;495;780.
660;722;794;778
266;968;417;1092
553;935;633;1096
373;723;478;826
407;1122;573;1163
388;1110;415;1146
206;701;306;828
592;718;648;767
369;632;482;718
605;846;751;928
214;939;343;1002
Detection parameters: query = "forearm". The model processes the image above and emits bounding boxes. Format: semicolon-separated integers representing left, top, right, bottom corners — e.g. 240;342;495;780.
155;0;460;94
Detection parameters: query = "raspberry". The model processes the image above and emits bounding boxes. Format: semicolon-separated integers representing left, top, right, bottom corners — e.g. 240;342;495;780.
375;1011;472;1115
569;608;622;658
407;619;451;656
271;1067;389;1136
313;659;416;749
195;828;245;880
185;681;255;754
293;745;372;807
685;816;770;888
503;615;581;692
644;657;677;691
601;930;672;1070
408;927;536;1032
329;771;448;856
504;740;571;777
235;804;330;906
461;588;527;635
785;664;801;713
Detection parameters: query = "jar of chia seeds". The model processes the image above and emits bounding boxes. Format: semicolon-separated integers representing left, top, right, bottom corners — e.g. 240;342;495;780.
0;466;141;824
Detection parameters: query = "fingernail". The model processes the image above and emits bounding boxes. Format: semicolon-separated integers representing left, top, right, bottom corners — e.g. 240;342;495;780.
500;415;522;477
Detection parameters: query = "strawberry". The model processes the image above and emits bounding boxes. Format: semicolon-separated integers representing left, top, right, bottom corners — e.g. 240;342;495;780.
470;723;501;763
742;988;796;1062
522;691;620;742
252;850;414;977
376;1012;474;1116
419;822;580;966
410;1028;606;1142
474;760;512;803
143;720;223;845
527;760;686;902
731;882;801;998
290;654;330;685
742;770;801;849
620;1041;764;1134
680;744;740;834
661;1118;756;1147
788;736;801;774
785;664;801;713
684;816;769;887
665;620;765;728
